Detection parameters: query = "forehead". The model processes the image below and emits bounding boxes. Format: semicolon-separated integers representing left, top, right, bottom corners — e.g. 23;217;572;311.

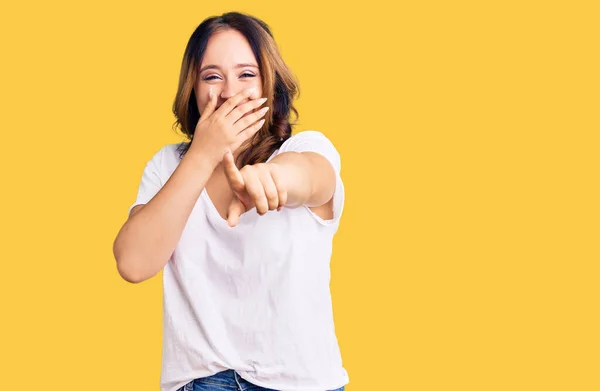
201;29;256;67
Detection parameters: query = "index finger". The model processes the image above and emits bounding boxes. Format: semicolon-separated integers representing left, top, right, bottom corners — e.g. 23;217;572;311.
223;150;245;193
215;88;259;118
199;86;218;121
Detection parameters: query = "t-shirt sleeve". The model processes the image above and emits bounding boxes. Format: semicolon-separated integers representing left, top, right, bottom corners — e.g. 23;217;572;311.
276;130;345;227
127;146;165;217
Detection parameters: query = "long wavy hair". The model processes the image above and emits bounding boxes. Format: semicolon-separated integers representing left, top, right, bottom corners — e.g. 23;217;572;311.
172;11;300;167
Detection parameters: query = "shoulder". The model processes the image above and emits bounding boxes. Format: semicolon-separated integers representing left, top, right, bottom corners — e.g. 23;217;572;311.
280;130;334;149
163;142;186;157
152;142;187;162
278;130;341;173
145;142;181;159
142;142;186;177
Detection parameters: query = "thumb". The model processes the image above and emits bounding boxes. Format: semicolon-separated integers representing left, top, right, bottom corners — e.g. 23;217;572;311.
200;86;218;121
227;197;246;227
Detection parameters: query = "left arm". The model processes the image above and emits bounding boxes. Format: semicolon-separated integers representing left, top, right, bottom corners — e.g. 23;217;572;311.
222;147;337;227
268;151;336;208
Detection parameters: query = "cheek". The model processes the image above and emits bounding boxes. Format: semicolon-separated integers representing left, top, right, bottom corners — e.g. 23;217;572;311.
197;97;206;112
196;82;209;100
196;88;210;110
251;77;263;93
194;89;203;105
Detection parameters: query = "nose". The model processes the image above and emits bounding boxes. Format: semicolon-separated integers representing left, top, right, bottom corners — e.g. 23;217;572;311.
219;81;242;101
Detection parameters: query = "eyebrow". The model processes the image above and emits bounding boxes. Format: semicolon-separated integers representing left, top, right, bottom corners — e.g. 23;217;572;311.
199;63;259;73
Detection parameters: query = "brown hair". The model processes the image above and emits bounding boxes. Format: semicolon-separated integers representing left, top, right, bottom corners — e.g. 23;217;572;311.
172;11;300;167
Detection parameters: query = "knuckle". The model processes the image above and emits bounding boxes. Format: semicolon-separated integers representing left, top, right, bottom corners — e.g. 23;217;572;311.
259;197;269;208
240;165;251;173
214;116;225;127
237;116;250;129
266;193;278;204
222;101;234;112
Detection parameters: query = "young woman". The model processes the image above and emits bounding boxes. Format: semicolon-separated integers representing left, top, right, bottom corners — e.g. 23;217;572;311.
113;11;349;391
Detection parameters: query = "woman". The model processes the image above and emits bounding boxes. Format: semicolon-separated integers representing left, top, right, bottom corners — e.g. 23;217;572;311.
113;11;349;391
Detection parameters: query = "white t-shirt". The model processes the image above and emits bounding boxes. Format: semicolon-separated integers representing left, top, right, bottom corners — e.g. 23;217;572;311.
128;130;349;391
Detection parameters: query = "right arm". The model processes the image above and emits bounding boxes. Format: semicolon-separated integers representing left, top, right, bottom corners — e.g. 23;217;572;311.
113;152;216;284
113;87;268;284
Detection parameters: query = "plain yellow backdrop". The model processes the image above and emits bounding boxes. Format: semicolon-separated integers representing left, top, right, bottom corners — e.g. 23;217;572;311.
1;0;598;390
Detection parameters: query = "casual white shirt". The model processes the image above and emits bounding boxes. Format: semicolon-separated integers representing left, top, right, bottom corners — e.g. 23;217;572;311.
128;130;349;391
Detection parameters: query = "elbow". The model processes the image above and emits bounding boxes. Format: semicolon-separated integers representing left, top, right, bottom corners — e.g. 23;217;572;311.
116;260;144;284
114;254;143;284
112;220;170;284
113;244;165;284
113;238;144;284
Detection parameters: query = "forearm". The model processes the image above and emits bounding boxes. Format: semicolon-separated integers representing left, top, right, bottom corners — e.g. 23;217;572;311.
268;151;335;208
113;152;216;283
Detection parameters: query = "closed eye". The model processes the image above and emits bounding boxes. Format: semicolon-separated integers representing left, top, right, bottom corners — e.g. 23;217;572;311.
204;73;256;81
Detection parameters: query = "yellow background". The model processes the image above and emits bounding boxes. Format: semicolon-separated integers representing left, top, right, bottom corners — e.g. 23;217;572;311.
1;0;598;390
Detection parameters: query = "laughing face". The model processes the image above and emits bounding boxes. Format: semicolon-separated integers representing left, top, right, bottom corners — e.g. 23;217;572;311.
195;28;264;119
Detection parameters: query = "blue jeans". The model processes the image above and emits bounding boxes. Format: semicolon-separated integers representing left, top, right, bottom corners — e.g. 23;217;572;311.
176;369;345;391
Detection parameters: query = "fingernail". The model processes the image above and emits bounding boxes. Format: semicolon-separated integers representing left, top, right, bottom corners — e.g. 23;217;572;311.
258;97;267;104
209;86;213;99
260;106;269;113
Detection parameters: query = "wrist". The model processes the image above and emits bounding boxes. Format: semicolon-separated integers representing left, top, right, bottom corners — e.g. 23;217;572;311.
184;147;220;172
267;160;307;208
